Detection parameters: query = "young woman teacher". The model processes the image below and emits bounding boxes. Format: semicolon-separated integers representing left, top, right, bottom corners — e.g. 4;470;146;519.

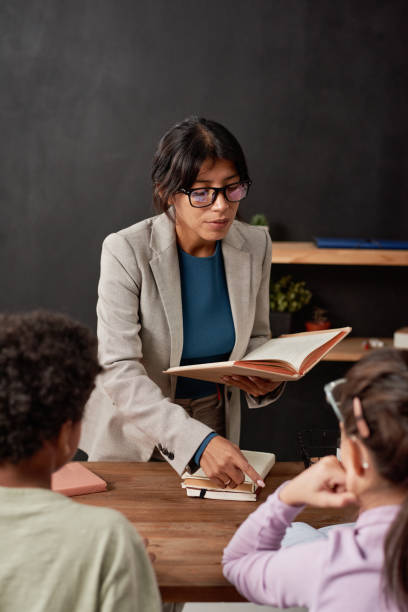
80;117;284;489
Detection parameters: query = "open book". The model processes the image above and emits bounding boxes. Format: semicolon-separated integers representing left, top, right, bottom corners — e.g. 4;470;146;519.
166;327;351;383
182;449;275;501
51;462;107;496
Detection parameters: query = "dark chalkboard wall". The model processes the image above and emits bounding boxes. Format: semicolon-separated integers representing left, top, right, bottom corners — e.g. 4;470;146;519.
1;1;407;458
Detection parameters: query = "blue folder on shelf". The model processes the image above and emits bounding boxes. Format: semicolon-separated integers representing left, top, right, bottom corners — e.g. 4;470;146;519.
314;238;408;250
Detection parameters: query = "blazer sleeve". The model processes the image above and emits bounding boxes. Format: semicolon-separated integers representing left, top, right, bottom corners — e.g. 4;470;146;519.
244;229;285;408
96;233;213;475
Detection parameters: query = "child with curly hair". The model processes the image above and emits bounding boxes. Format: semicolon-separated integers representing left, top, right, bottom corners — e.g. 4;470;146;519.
223;348;408;611
0;310;160;612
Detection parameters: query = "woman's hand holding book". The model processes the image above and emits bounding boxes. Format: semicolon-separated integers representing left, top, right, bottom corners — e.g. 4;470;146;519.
221;375;282;396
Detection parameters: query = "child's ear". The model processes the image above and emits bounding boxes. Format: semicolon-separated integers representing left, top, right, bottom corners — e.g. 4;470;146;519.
54;421;82;470
349;436;368;477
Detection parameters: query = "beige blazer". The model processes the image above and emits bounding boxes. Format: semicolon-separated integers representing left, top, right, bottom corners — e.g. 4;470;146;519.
80;212;277;475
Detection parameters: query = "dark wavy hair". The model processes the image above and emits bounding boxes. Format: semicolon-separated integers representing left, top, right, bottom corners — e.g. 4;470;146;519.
0;310;101;464
339;348;408;610
151;116;250;214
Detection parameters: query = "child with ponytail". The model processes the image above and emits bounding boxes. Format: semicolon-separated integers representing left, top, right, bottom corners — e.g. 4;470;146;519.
223;348;408;611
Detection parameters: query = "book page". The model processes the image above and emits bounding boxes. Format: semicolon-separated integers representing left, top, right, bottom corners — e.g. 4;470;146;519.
299;330;349;374
166;362;297;382
242;329;342;371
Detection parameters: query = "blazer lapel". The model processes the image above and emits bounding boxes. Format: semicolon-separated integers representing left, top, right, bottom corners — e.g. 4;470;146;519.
148;216;252;369
149;213;184;369
222;225;252;361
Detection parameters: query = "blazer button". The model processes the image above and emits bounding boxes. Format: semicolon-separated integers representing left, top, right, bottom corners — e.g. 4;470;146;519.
168;452;174;460
163;448;169;456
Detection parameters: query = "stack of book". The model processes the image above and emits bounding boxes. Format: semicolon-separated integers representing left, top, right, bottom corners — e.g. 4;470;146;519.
181;449;276;501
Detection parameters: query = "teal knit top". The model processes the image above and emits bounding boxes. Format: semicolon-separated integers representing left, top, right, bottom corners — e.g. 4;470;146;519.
175;241;235;399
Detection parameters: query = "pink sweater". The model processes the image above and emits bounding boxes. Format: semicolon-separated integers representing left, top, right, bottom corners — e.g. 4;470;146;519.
222;485;400;611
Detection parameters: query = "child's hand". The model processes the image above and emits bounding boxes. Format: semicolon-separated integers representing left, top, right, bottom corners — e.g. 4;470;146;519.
279;456;357;508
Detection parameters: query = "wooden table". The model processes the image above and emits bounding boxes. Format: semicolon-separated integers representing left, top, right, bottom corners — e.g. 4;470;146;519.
76;462;355;603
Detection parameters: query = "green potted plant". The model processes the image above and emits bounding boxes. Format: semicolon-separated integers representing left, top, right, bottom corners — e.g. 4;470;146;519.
270;275;312;336
250;213;269;227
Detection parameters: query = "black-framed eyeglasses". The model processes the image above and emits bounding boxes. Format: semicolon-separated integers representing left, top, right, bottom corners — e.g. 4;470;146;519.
178;180;252;208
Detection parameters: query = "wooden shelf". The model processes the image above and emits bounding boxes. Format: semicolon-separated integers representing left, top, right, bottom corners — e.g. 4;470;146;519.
272;242;408;266
269;243;404;361
323;337;394;362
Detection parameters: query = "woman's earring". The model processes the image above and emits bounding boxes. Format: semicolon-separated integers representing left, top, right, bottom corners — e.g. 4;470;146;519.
362;461;369;470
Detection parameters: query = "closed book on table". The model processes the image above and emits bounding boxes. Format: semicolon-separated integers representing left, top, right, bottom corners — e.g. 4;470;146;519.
166;327;351;383
51;462;107;496
181;449;275;501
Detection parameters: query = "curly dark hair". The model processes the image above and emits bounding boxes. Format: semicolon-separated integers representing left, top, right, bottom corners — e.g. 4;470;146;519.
0;310;101;463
